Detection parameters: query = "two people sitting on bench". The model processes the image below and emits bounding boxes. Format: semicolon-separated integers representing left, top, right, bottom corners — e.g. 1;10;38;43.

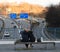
15;27;41;48
20;28;35;48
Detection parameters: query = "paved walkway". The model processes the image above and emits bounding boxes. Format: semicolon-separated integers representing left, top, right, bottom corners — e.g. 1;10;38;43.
0;43;60;52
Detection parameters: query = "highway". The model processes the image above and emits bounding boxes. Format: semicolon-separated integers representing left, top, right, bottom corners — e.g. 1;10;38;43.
0;17;31;39
32;18;48;39
0;16;20;39
0;17;51;40
0;16;59;40
0;18;5;38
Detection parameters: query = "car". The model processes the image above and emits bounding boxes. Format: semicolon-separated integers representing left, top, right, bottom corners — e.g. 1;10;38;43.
11;22;14;24
4;31;10;37
42;21;45;23
13;26;17;28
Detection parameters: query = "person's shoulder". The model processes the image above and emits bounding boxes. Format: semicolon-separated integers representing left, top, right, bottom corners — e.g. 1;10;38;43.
29;31;33;33
20;30;25;34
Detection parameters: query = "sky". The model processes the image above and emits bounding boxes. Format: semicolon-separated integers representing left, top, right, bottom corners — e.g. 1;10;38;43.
0;0;60;7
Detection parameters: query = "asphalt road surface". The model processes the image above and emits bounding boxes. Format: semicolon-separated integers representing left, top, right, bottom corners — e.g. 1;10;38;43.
0;17;51;40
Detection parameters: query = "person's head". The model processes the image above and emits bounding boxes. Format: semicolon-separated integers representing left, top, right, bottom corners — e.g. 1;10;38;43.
24;26;30;32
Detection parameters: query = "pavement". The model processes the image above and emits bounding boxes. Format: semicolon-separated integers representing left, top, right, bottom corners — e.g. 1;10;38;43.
0;43;60;52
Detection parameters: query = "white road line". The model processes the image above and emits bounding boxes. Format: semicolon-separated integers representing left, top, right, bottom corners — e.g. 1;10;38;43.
0;41;15;44
41;37;60;43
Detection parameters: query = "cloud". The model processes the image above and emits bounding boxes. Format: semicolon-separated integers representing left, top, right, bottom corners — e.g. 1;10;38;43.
0;0;60;6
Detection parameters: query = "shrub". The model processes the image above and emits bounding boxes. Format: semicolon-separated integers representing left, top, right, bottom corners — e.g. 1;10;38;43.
45;4;60;27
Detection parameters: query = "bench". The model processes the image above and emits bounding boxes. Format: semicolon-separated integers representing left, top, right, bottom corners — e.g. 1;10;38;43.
14;37;55;48
14;42;55;50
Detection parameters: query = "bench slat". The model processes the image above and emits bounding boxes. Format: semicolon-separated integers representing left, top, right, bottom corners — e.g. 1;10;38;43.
15;42;55;44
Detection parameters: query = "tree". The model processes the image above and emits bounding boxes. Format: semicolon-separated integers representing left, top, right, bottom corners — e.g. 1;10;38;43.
45;5;60;27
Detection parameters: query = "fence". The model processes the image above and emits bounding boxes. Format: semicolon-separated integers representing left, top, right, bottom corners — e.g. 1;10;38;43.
0;28;60;40
44;27;60;40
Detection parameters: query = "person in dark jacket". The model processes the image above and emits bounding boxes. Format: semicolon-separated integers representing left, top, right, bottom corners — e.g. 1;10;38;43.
20;29;35;48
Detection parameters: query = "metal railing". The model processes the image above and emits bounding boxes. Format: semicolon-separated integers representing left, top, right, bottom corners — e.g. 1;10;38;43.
0;28;60;41
44;27;60;40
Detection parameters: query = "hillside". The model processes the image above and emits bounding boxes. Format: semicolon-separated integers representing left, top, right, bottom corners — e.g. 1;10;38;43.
0;2;47;18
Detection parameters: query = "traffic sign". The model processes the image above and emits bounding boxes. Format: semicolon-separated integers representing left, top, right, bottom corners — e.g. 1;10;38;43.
10;13;17;19
20;13;28;19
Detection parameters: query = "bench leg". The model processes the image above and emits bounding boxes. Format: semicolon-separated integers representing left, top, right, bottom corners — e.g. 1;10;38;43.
14;40;21;45
53;43;55;47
